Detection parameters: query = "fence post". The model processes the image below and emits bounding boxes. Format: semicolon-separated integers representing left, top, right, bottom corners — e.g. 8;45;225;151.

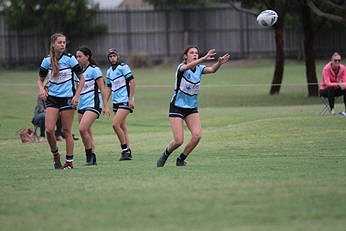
125;6;132;55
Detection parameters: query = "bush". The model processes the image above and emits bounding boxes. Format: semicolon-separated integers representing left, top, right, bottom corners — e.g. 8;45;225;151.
128;53;152;68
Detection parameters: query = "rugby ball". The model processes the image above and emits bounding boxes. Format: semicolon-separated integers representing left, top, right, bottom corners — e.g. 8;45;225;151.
256;10;278;27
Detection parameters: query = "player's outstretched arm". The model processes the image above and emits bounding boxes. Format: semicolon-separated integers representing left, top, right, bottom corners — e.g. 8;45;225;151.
180;49;217;72
203;53;231;74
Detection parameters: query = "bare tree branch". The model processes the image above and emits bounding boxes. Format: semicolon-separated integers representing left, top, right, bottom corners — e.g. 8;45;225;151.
228;1;258;16
307;0;346;25
320;0;346;11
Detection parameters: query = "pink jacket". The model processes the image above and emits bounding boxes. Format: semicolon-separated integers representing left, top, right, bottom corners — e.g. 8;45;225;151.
320;62;346;90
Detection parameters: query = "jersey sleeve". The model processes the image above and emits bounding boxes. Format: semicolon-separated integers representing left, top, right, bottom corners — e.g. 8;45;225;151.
199;64;207;75
94;67;103;80
70;56;83;75
39;58;50;77
106;69;111;87
121;64;134;80
175;63;185;77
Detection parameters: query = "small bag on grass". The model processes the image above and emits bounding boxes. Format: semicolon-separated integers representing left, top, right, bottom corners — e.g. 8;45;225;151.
16;128;35;143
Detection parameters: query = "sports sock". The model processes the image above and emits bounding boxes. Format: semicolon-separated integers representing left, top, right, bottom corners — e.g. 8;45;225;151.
178;153;187;161
51;148;59;156
164;148;171;157
92;153;97;162
85;148;92;156
66;155;74;162
121;144;129;152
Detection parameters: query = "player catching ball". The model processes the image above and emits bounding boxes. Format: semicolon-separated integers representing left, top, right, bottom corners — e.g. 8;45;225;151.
157;46;230;167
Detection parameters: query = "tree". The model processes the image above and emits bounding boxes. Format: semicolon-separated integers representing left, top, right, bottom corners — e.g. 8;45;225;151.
229;0;289;95
0;0;107;49
146;0;289;95
230;0;346;96
306;0;346;25
303;0;346;96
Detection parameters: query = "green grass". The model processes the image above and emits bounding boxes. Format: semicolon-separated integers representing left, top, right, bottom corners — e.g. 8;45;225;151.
1;60;346;231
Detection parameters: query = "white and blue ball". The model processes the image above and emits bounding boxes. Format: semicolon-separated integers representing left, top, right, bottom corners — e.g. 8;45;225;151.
256;10;278;27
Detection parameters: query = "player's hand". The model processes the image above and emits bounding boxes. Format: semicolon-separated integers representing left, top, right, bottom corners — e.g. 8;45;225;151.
129;98;135;110
72;96;79;108
39;88;48;101
218;53;231;64
204;49;217;61
102;106;110;118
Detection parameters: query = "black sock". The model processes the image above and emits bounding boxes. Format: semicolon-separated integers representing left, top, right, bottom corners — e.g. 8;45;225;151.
178;153;187;161
66;155;74;162
85;148;92;156
164;148;171;157
121;144;128;150
51;148;59;156
92;153;97;163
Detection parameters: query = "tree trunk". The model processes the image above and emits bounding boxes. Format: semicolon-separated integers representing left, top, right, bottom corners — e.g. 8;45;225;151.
302;3;319;97
269;20;285;95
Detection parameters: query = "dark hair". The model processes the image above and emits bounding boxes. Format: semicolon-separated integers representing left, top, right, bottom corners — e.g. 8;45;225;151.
332;52;341;59
77;46;97;65
183;45;199;63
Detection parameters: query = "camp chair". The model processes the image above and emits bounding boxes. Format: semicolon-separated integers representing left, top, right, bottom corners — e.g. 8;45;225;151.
320;96;330;115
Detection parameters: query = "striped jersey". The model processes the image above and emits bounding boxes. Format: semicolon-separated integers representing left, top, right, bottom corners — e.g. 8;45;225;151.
77;65;103;110
171;63;206;108
39;53;82;97
106;63;134;103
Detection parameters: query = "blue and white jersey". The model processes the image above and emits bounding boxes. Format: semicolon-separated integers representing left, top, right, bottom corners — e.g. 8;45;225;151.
171;63;206;109
106;63;134;103
77;65;103;110
39;53;82;97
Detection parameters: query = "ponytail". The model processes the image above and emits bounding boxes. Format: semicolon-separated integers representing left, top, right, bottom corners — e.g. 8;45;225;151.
50;45;59;78
49;33;65;78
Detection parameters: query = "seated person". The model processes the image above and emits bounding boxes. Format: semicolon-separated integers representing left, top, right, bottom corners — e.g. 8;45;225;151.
32;95;64;142
320;52;346;114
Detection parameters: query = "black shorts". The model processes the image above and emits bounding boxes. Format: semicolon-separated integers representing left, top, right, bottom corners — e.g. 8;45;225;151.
113;102;133;113
78;108;101;118
46;95;74;111
169;103;198;119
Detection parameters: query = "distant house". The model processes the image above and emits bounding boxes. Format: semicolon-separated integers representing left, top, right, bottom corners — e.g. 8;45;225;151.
92;0;147;9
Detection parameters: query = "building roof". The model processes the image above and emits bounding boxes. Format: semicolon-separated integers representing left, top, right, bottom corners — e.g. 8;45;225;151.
93;0;146;9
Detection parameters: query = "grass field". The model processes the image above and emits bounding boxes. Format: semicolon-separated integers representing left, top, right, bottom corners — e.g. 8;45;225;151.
0;60;345;231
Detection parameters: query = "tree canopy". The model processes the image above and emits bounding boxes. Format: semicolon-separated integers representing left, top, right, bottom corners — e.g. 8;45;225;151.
0;0;107;40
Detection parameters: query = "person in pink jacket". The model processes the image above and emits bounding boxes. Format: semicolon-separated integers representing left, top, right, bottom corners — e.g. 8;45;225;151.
320;52;346;114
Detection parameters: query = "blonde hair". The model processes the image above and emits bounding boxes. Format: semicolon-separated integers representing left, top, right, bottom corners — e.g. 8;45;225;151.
50;33;65;78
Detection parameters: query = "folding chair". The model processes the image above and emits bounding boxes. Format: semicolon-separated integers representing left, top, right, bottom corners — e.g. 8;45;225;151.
320;96;330;115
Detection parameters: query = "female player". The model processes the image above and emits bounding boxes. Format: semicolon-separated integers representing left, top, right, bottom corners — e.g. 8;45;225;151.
37;33;85;169
75;46;110;165
157;46;230;167
106;48;136;161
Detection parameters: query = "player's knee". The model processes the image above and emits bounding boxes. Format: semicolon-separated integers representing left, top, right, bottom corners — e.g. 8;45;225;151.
79;126;87;136
112;122;121;131
62;128;72;137
45;126;55;136
174;137;184;147
192;132;202;143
